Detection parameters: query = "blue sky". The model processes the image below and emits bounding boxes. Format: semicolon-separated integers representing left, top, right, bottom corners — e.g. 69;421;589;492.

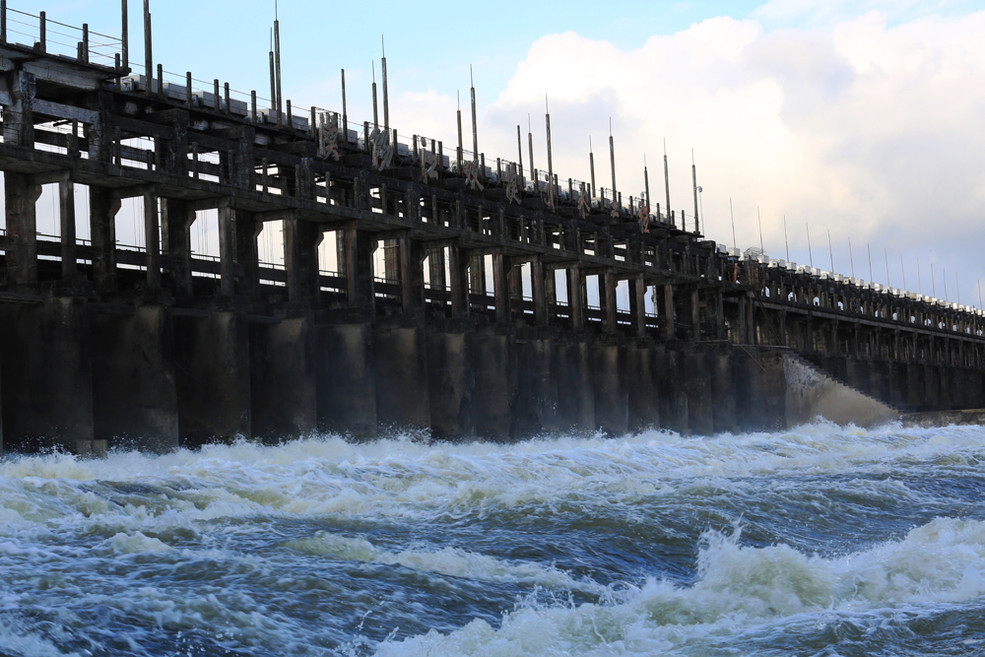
21;0;985;304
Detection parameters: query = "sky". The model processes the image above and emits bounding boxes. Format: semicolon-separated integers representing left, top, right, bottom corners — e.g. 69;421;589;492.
23;0;985;305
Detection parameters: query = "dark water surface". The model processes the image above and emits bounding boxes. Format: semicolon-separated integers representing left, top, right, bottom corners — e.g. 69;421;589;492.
3;422;985;656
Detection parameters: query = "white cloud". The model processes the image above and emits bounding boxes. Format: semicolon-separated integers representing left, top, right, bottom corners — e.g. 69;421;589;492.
463;8;985;298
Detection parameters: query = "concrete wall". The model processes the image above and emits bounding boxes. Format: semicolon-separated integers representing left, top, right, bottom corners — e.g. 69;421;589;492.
6;293;981;457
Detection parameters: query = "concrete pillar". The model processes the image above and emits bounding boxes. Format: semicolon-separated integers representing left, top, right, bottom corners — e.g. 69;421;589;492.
284;215;323;306
398;233;424;314
427;331;473;438
375;321;431;432
663;284;675;341
343;224;376;314
219;203;264;298
655;346;688;434
531;258;549;328
173;311;252;446
710;347;737;433
91;306;179;453
691;288;701;341
629;276;646;337
317;323;377;437
567;264;585;331
554;340;595;433
3;69;35;147
593;343;628;435
0;298;95;454
627;342;660;432
601;270;618;334
684;348;714;436
4;172;40;287
448;245;470;318
492;251;512;326
734;348;785;431
143;192;162;290
471;330;516;438
89;187;120;293
162;198;194;296
59;176;78;280
427;246;447;291
250;318;317;441
515;338;557;435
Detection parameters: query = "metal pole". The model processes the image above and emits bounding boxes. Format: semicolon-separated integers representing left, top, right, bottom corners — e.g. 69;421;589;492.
729;197;736;251
848;237;855;278
589;136;596;199
516;125;523;182
269;47;276;111
757;207;764;255
456;93;463;170
866;243;873;282
381;36;389;131
470;66;478;160
884;248;891;286
274;15;283;124
527;115;534;184
663;138;671;226
143;0;152;93
784;215;790;262
643;155;651;217
341;69;348;140
691;150;699;234
608;119;617;209
900;254;906;290
371;62;379;129
807;223;813;268
545;97;554;209
121;0;128;69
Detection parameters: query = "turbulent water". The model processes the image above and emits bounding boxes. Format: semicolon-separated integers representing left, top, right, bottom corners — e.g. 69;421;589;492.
3;423;985;656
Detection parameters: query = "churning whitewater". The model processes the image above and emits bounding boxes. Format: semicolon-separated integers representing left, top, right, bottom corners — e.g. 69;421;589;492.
2;423;985;656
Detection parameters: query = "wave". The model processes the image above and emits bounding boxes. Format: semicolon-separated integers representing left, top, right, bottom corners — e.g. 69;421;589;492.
374;517;985;656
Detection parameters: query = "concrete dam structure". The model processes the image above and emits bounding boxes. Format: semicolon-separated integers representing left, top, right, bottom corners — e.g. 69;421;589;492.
0;4;983;456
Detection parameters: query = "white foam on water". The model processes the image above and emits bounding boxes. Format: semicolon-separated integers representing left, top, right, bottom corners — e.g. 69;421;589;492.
373;516;985;657
282;531;608;595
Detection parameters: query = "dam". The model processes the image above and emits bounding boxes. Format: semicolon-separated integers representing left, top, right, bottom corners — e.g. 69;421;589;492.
0;3;983;456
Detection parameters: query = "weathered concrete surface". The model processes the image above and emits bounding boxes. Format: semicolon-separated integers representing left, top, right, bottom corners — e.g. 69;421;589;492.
593;344;628;436
375;321;431;433
0;298;95;454
784;353;898;427
174;311;252;446
427;330;472;439
92;306;179;453
250;317;317;442
626;343;660;432
316;323;377;438
515;337;557;436
470;330;515;438
554;340;596;434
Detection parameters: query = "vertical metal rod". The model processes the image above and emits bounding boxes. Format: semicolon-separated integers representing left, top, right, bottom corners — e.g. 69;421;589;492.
456;93;463;170
185;71;192;106
82;24;89;63
121;0;128;69
381;36;389;131
848;236;854;278
470;66;478;160
807;223;813;268
588;136;595;199
340;69;349;141
827;230;834;272
268;47;276;111
608;119;617;209
515;125;523;183
663;138;671;225
784;215;790;262
213;79;220;111
729;197;736;250
156;63;162;95
545;97;554;209
757;207;764;255
39;11;46;53
691;150;699;234
643;156;651;217
1;0;7;44
274;17;283;124
867;242;873;283
251;90;257;122
143;1;151;93
520;115;531;184
900;254;906;290
371;62;378;128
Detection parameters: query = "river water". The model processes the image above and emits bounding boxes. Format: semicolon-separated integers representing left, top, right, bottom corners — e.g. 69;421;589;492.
2;422;985;656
